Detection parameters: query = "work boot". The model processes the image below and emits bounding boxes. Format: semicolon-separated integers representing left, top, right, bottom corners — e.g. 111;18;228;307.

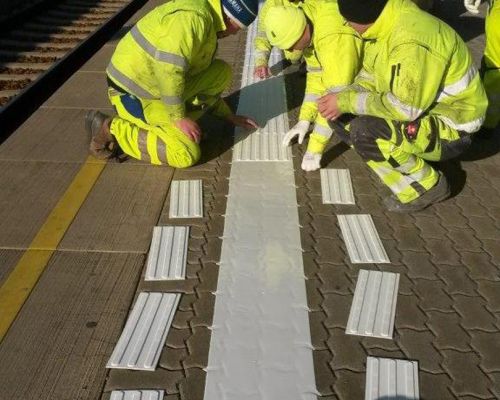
383;173;450;213
85;110;116;159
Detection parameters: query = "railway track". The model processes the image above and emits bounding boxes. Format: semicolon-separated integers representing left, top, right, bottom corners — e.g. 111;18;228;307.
0;0;135;108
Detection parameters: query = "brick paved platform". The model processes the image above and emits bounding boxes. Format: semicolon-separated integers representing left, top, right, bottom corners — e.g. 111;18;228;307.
0;0;498;399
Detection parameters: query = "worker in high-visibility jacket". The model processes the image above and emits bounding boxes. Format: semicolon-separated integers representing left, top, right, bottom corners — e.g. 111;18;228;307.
253;0;304;79
464;0;500;131
320;0;488;212
264;2;363;171
85;0;259;168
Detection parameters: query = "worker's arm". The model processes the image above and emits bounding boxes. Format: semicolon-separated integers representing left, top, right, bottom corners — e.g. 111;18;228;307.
254;0;273;68
337;43;446;121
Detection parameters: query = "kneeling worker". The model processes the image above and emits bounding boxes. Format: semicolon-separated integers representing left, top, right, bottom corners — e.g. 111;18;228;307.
86;0;259;168
318;0;488;212
263;2;363;170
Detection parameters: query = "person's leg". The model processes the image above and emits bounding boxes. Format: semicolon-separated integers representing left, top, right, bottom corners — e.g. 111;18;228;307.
347;115;470;211
483;0;500;129
183;59;233;119
108;88;200;168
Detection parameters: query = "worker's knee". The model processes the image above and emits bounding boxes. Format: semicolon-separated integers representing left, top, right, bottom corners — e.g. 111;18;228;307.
166;139;201;168
350;116;393;162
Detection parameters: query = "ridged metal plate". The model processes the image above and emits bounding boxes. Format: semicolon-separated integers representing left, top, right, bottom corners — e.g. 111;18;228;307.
233;131;291;161
346;270;399;339
169;180;203;218
337;214;390;263
110;390;165;400
320;169;355;205
107;292;180;371
144;226;189;281
366;357;419;400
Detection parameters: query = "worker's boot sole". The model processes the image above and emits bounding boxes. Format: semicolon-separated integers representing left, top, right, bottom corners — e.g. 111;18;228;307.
85;110;115;159
383;173;451;213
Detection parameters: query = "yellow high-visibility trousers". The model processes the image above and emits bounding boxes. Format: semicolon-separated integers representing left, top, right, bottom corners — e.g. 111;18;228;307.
108;59;232;168
483;0;500;129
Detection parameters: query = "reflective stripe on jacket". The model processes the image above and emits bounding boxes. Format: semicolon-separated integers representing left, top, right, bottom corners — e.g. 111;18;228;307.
337;0;488;134
107;0;226;120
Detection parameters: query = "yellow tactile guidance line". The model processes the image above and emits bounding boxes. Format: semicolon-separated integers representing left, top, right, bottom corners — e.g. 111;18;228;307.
0;157;106;342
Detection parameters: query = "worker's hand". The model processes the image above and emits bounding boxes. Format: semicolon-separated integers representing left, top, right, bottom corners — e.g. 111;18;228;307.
282;120;310;146
464;0;481;13
254;65;272;79
175;118;202;143
318;93;342;121
301;151;322;171
227;114;260;130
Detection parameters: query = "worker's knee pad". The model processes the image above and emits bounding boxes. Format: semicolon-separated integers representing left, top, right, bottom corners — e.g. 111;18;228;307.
350;116;393;162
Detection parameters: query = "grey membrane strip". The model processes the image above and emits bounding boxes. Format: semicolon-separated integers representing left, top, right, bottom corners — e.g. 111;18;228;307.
204;163;318;399
337;214;390;264
144;226;189;281
107;292;180;371
169;180;203;218
346;270;399;339
365;357;419;400
110;390;165;400
320;169;355;205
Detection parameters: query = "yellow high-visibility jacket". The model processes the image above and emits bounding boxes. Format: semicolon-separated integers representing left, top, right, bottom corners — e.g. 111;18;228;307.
337;0;488;134
107;0;231;121
300;0;363;154
254;0;303;67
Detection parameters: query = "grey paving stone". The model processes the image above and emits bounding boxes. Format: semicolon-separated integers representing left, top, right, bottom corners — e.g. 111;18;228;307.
158;347;188;371
470;331;500;372
313;350;335;395
59;164;174;252
332;369;365;400
395;294;428;330
438;265;478;296
327;328;365;372
322;293;352;330
0;249;23;288
184;326;211;369
477;281;500;312
310;311;329;350
317;265;353;295
106;369;184;393
462;251;500;280
0;252;144;400
453;294;497;331
0;161;80;248
414;214;448;239
427;310;471;352
178;368;206;400
414;279;454;312
442;350;492;398
420;372;456;400
397;329;443;373
424;237;462;265
401;251;439;280
44;71;110;109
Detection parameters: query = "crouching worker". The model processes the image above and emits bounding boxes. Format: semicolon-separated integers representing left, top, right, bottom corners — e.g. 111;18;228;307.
254;0;304;80
263;2;363;171
86;0;259;168
319;0;488;212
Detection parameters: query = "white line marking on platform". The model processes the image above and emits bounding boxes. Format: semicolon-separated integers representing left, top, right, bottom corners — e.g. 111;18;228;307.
107;292;180;371
338;214;390;263
346;270;399;339
145;226;189;281
366;357;419;400
169;180;203;218
320;169;355;204
110;390;165;400
203;12;318;399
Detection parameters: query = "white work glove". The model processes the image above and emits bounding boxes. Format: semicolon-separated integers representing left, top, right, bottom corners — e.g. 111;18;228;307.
464;0;481;13
282;120;310;146
301;151;322;172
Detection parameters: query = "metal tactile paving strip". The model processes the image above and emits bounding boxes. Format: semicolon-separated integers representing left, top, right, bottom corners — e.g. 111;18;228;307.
110;390;165;400
144;226;189;281
365;357;419;400
346;270;399;339
107;292;181;371
320;169;355;205
337;214;390;263
169;180;203;218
